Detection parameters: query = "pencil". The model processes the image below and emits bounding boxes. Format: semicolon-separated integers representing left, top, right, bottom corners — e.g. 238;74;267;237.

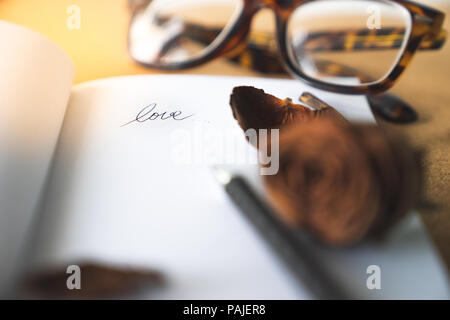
212;166;348;300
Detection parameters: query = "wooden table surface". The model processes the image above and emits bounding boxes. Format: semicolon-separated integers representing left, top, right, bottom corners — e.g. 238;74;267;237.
1;0;449;268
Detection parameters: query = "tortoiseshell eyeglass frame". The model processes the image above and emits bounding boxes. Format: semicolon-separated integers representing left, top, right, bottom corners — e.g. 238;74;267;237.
128;0;446;95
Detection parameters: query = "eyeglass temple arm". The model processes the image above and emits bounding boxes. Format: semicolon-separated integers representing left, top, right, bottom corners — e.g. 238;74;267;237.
294;28;446;51
419;29;447;49
419;4;447;50
184;23;446;52
173;21;445;73
176;22;445;73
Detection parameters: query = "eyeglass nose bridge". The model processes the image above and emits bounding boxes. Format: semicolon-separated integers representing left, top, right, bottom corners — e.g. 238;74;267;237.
253;0;303;15
218;0;296;74
224;0;294;48
243;0;299;16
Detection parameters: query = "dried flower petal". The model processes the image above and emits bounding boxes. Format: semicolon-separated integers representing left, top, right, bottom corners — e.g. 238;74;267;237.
20;262;164;299
229;86;347;135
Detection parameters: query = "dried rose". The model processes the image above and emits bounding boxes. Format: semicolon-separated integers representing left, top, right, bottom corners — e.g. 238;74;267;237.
264;119;422;246
229;86;423;246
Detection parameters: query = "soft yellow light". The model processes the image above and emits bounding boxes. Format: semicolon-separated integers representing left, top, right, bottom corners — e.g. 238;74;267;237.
0;0;154;84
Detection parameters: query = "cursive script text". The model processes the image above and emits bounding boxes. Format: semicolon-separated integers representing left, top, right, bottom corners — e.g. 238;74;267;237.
122;103;194;127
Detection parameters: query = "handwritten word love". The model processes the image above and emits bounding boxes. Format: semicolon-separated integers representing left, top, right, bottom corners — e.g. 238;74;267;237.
122;103;193;127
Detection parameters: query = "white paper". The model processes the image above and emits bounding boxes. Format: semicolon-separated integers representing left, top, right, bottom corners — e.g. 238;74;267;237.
30;75;447;299
0;21;74;295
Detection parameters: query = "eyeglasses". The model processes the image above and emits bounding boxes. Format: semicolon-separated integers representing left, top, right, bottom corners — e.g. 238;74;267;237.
128;0;446;95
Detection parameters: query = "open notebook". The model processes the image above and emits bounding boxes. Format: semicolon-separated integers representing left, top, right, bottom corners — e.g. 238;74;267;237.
0;20;448;299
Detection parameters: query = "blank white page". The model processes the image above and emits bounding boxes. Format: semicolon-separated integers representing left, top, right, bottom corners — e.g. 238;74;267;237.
0;21;74;295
